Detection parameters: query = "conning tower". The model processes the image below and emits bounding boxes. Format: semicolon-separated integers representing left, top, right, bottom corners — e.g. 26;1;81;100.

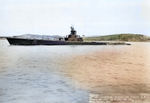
65;26;83;41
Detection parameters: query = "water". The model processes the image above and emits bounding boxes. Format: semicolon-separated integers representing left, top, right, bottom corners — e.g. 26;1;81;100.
0;39;150;103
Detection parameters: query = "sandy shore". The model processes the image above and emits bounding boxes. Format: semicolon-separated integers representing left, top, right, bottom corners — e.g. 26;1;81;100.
61;42;150;96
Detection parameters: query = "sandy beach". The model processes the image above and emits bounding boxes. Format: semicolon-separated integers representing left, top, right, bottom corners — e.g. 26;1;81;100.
61;42;150;96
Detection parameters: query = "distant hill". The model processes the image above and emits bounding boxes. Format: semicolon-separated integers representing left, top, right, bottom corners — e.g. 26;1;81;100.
0;37;6;39
12;34;63;40
84;34;150;42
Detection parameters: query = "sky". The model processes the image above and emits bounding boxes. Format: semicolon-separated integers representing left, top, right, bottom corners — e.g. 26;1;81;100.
0;0;150;37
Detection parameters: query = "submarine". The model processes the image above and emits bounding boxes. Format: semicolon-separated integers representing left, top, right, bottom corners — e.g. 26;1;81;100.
6;26;130;45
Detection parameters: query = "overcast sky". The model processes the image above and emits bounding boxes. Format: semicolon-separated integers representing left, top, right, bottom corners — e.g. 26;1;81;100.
0;0;150;37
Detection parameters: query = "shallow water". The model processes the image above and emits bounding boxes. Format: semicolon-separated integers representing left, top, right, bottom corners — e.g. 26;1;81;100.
0;39;150;103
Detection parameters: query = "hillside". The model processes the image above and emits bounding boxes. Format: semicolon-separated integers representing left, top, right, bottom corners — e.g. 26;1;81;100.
84;34;150;42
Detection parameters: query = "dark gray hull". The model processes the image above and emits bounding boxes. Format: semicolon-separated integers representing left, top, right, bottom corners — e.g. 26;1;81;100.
6;37;108;45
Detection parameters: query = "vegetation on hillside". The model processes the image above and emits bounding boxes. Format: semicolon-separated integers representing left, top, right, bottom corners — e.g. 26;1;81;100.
84;34;150;42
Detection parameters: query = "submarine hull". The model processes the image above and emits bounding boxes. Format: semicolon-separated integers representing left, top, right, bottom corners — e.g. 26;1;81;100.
6;37;107;45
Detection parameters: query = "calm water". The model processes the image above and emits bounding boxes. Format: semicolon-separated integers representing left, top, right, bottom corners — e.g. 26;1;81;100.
0;39;150;103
